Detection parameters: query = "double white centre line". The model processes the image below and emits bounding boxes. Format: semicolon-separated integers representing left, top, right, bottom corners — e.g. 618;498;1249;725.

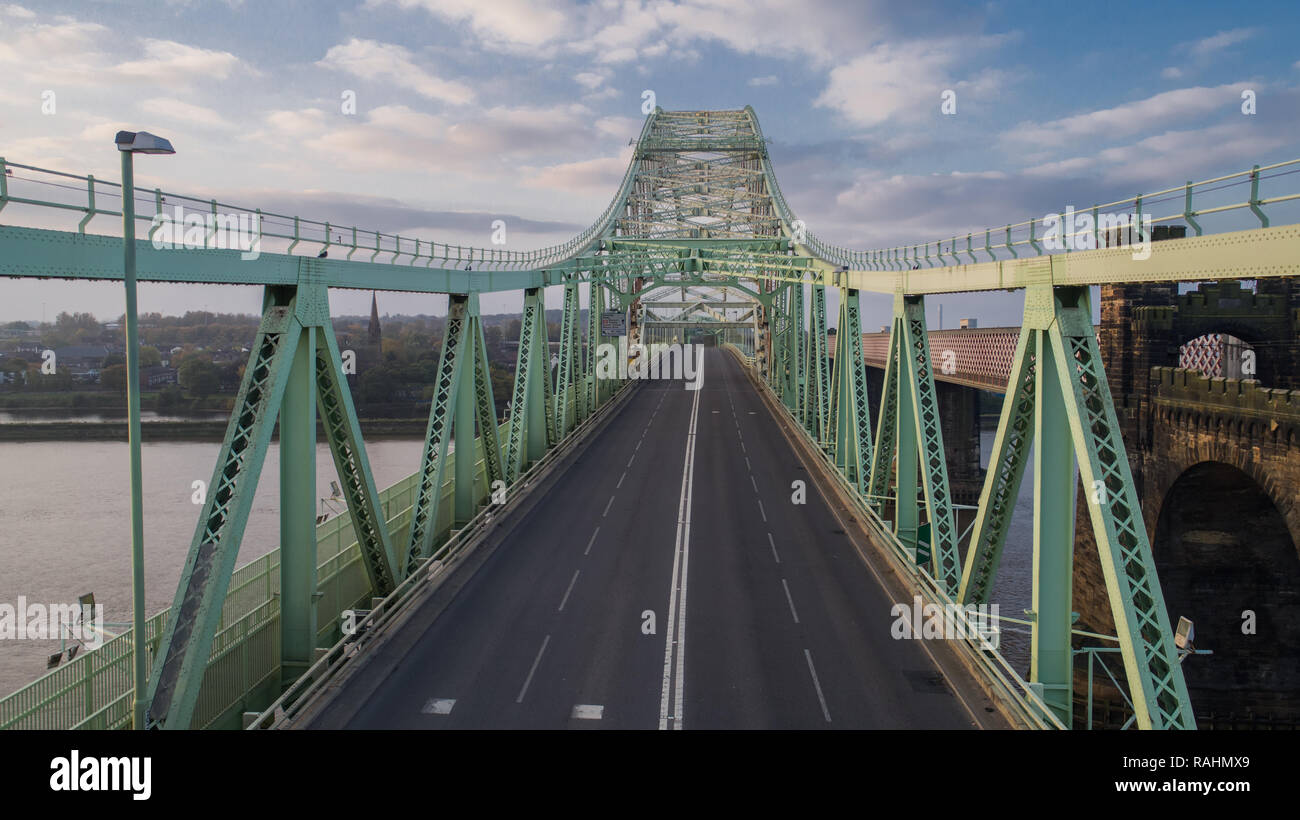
659;383;701;730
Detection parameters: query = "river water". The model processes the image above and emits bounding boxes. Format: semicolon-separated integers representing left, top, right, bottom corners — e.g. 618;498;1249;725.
0;437;424;695
0;421;1038;699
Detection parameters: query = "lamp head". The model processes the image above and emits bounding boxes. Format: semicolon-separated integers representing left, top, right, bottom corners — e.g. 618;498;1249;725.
115;130;175;155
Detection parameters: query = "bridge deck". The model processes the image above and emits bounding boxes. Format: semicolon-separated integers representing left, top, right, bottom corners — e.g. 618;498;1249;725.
302;349;991;729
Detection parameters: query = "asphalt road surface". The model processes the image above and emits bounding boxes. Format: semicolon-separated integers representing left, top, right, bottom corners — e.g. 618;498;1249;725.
308;347;980;729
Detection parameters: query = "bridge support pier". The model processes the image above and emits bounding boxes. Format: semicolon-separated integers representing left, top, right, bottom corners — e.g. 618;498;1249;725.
869;294;961;593
831;288;872;493
279;312;317;684
146;271;398;728
1033;327;1076;724
406;293;504;571
505;287;551;483
957;284;1195;729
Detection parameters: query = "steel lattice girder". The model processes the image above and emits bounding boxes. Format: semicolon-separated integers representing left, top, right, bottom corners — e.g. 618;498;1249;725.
952;284;1195;728
404;293;502;572
1041;286;1194;729
504;288;545;484
864;297;959;593
787;282;804;414
554;282;580;438
867;317;900;509
146;273;396;728
313;325;399;596
831;288;873;491
899;295;961;594
809;284;831;444
957;327;1036;606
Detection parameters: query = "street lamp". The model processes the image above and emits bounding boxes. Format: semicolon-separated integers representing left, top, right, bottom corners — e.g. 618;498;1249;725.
116;130;174;730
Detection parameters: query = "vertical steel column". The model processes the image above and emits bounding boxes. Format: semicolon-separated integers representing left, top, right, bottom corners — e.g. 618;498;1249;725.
833;288;872;491
453;295;481;526
279;324;317;683
592;284;608;406
555;282;579;438
786;281;803;412
1044;285;1193;729
406;295;469;573
505;288;544;482
809;283;830;445
586;281;600;414
893;314;920;554
147;286;304;728
899;294;959;593
955;284;1195;728
1034;326;1075;725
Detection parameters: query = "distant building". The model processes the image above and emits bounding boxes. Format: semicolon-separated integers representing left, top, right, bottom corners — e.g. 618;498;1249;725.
139;366;178;387
54;344;116;379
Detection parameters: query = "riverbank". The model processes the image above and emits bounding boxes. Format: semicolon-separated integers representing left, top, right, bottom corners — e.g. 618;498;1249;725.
0;418;433;441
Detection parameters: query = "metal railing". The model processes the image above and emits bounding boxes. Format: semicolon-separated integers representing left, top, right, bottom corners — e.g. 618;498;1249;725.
0;111;654;274
747;108;1300;272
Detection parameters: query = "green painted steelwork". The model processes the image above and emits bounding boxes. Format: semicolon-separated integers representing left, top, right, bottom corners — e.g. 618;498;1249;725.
1;106;1224;729
898;295;960;595
832;289;873;492
144;275;403;729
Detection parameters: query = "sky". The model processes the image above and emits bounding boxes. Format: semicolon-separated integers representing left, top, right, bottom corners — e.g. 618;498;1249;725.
1;0;1298;331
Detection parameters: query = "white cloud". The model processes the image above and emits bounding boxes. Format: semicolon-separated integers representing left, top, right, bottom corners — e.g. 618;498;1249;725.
574;70;608;90
0;4;35;18
113;39;246;83
1182;27;1257;61
523;148;634;195
318;38;473;105
1001;83;1247;148
1161;66;1183;80
138;97;233;130
748;75;779;87
815;37;1009;128
367;0;573;51
263;102;623;178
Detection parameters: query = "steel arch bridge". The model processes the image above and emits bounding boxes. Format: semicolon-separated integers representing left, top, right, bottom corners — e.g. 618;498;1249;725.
3;106;1299;731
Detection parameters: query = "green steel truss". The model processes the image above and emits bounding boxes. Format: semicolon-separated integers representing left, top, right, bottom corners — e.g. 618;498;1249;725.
806;284;831;444
862;296;960;593
405;294;506;574
0;106;1221;730
555;282;582;439
954;285;1194;729
504;288;550;484
957;328;1036;606
831;289;873;491
146;274;398;729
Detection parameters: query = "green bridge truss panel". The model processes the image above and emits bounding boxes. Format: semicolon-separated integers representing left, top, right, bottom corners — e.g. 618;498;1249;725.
807;283;831;445
555;282;581;439
403;294;503;574
0;106;1215;730
146;275;398;728
832;288;873;492
504;288;548;484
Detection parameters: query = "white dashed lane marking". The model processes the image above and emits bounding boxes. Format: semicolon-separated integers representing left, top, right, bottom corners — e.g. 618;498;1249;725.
421;698;455;715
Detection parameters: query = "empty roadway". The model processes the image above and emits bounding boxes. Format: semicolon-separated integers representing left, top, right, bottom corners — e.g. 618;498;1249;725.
306;347;980;730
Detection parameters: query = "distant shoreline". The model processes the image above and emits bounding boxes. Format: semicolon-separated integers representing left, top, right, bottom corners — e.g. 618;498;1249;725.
0;419;431;441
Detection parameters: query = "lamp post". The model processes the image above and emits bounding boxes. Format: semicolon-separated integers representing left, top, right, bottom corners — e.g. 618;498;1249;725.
115;130;174;730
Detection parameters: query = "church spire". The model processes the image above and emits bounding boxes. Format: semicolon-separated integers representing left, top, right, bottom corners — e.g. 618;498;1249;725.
368;291;381;347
